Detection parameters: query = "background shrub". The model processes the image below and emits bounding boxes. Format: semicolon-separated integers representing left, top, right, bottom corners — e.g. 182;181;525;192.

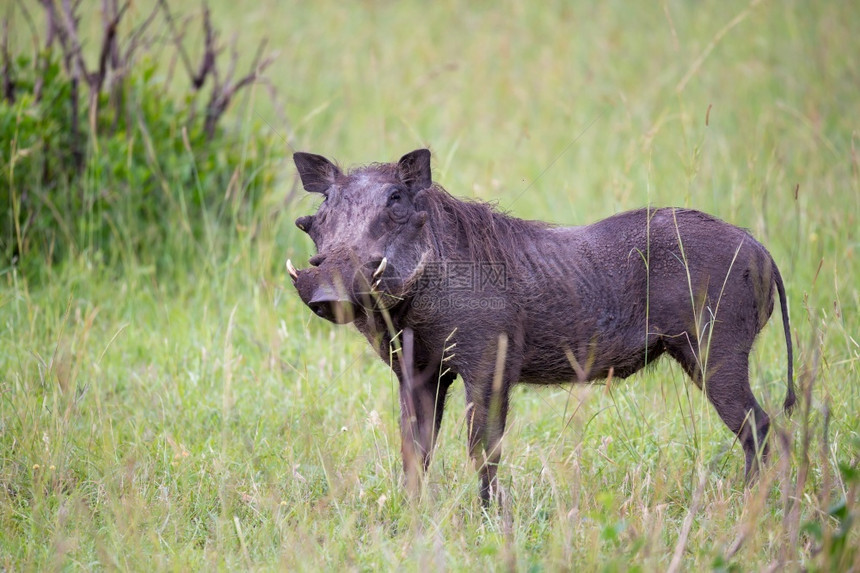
0;2;280;277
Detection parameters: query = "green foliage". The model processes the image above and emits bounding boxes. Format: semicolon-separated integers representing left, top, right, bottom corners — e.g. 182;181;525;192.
1;54;74;263
1;49;277;275
800;442;859;571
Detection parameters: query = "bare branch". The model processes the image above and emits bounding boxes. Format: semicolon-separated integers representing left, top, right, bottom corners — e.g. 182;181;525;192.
38;0;60;54
121;1;160;69
58;0;90;81
156;0;196;83
104;0;121;73
162;14;193;96
37;0;55;50
49;0;87;170
193;3;217;89
203;37;273;139
33;0;59;101
29;0;280;154
94;1;128;92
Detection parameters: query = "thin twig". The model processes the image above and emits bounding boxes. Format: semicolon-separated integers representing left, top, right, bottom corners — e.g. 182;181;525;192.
788;344;820;552
667;469;708;573
14;0;40;58
156;0;195;81
675;0;762;94
204;36;273;139
121;1;159;70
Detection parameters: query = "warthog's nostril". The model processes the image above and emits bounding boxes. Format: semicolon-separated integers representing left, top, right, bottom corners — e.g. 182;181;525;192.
308;288;356;324
308;299;337;321
308;301;327;318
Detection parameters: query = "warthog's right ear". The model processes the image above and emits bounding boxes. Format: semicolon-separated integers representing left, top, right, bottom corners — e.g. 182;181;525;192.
397;149;432;192
294;152;342;195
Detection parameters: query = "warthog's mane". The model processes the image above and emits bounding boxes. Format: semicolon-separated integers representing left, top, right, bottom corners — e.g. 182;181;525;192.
420;185;551;269
347;162;550;269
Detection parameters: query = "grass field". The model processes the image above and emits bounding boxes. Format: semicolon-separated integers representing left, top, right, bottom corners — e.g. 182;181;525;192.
2;0;858;570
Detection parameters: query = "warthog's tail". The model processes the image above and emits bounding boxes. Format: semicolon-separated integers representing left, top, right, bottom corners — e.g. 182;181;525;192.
773;261;796;415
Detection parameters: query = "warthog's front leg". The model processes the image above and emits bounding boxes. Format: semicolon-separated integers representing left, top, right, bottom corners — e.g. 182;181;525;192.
395;329;455;497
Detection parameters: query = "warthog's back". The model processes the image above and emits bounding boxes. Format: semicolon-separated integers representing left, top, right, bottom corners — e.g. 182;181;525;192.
519;208;777;384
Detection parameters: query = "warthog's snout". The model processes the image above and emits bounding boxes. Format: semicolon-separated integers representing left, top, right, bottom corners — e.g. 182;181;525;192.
288;259;360;324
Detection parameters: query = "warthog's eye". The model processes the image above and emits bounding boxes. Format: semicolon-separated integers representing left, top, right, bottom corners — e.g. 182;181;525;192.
386;189;403;207
386;186;411;225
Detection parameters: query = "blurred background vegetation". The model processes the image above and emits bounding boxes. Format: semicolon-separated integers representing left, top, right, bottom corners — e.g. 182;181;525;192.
1;0;857;570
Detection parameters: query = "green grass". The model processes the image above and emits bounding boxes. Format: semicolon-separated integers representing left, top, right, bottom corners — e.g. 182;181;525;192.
2;0;859;570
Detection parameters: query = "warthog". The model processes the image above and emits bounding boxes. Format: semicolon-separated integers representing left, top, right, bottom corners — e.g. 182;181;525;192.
288;149;795;503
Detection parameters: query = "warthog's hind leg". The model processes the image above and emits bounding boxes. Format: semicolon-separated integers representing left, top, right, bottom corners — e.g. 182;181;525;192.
667;342;771;481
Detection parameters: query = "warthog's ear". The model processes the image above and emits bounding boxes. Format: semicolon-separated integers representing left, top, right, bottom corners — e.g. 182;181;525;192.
294;152;341;195
397;149;432;192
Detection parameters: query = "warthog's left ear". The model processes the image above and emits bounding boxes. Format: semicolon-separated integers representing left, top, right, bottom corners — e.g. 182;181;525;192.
294;152;342;195
397;149;432;192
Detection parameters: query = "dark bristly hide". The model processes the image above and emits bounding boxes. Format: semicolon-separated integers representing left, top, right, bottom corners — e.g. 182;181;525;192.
289;149;795;504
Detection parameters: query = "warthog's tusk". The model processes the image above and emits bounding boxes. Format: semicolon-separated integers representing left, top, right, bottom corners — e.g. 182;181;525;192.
371;279;381;292
286;259;298;281
372;257;387;280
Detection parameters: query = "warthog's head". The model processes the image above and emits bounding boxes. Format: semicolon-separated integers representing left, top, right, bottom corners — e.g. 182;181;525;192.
288;149;433;324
